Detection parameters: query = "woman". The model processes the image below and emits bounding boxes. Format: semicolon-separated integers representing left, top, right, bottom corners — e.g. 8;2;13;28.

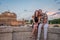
32;10;39;40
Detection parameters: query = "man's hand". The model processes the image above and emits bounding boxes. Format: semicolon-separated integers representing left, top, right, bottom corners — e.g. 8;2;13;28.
43;18;47;24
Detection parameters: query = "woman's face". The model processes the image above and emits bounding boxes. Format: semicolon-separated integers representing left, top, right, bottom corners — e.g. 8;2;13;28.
35;11;38;17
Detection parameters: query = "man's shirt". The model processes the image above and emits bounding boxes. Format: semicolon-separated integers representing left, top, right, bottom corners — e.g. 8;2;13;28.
40;13;48;23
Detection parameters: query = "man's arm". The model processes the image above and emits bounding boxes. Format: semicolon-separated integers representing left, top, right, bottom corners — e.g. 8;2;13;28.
43;13;48;26
43;18;47;23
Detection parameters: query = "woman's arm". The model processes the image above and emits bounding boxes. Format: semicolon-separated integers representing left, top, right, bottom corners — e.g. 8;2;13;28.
38;16;41;23
32;18;35;24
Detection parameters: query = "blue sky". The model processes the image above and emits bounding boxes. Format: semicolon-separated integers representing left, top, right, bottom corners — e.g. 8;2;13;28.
0;0;60;20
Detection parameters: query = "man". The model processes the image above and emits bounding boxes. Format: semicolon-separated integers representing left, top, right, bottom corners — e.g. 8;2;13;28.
37;9;48;40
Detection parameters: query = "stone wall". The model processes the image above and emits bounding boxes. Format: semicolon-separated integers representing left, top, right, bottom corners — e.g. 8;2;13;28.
0;26;13;40
0;26;60;40
48;27;60;40
49;24;60;27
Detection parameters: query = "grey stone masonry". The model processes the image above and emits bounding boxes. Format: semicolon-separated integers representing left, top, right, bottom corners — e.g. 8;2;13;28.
0;26;13;40
48;27;60;40
0;26;60;40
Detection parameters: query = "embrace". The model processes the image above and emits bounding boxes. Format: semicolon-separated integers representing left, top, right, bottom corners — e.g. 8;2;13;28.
31;9;48;40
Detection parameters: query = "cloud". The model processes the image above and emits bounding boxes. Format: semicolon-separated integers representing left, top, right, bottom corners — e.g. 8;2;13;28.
47;12;55;16
47;11;60;20
24;10;28;12
0;2;2;5
54;0;58;2
54;0;60;4
55;12;60;14
58;9;60;11
57;2;60;4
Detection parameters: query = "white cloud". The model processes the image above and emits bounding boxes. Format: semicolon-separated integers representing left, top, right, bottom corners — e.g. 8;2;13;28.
47;11;60;20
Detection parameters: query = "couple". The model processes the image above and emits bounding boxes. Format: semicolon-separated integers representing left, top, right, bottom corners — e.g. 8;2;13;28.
32;9;48;40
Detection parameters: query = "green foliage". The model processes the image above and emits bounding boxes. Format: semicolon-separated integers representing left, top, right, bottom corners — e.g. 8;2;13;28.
25;20;29;22
49;18;60;24
30;19;33;24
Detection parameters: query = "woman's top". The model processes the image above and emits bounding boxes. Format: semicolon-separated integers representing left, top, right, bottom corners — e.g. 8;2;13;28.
34;17;38;23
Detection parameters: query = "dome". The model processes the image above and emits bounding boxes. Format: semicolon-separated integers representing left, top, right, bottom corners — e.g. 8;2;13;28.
1;11;17;17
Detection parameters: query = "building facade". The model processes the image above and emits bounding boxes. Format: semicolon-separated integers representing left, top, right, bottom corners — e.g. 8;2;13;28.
0;11;24;26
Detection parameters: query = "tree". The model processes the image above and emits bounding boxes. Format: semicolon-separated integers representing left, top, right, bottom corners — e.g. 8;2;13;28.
49;18;60;24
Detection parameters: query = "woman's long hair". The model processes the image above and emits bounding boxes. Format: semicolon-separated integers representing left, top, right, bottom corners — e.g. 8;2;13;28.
34;10;39;18
38;9;42;18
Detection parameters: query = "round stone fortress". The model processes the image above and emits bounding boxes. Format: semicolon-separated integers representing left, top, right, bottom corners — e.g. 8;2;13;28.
0;11;25;26
0;11;17;26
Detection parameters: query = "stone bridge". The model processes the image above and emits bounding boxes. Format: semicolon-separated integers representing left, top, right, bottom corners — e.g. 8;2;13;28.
0;26;60;40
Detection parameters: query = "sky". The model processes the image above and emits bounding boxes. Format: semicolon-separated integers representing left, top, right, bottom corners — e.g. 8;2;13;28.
0;0;60;20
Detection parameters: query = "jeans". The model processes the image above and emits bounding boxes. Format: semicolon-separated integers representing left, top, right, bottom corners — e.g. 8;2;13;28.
37;23;48;40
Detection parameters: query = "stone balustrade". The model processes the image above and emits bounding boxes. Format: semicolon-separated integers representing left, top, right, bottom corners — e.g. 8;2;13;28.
0;26;60;40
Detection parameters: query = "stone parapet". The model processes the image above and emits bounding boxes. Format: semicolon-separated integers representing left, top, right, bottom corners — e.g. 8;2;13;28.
0;26;13;40
48;27;60;40
0;26;60;40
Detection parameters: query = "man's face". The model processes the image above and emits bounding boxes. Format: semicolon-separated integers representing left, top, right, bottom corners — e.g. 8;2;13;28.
39;9;42;14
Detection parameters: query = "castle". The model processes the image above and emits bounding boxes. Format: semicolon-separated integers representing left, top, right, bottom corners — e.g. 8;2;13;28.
0;11;25;26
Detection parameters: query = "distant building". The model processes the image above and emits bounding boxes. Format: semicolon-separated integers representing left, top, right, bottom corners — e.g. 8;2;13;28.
10;20;25;26
0;11;24;26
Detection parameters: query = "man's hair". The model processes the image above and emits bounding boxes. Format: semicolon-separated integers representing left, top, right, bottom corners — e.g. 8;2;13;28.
39;9;42;12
